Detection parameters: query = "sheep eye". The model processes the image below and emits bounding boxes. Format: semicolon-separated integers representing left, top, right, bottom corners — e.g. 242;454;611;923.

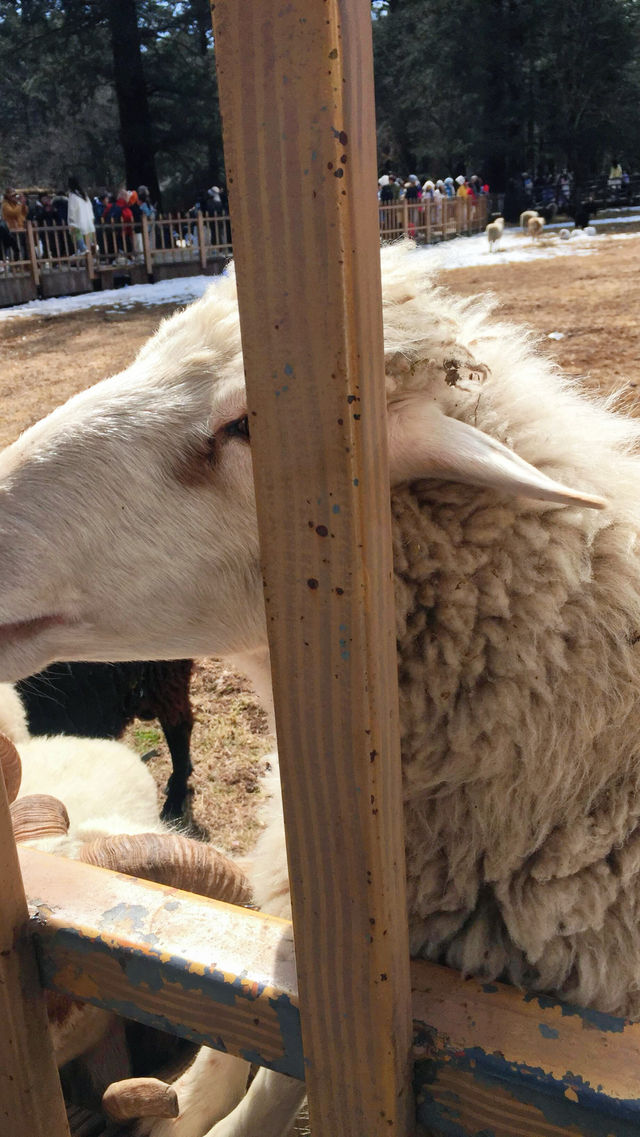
225;415;250;442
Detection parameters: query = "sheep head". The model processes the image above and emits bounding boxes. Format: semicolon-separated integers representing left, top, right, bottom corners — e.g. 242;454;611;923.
0;247;605;682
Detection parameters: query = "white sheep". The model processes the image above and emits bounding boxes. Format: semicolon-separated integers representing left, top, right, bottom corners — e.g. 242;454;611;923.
485;215;504;251
520;208;538;231
0;686;250;1132
528;214;545;240
0;681;30;742
1;241;639;1137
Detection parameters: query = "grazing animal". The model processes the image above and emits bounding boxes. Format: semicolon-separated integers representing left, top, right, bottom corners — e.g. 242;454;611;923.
485;215;504;251
2;242;640;1136
519;208;538;231
0;685;250;1130
527;214;544;240
16;659;195;819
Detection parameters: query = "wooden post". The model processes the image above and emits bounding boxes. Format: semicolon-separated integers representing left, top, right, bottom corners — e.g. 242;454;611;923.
197;210;207;271
0;774;70;1136
141;213;153;275
403;196;409;236
212;2;413;1135
85;242;95;280
25;221;40;286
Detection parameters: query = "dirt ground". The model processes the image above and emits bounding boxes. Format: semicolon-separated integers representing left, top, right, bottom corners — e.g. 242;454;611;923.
2;232;640;851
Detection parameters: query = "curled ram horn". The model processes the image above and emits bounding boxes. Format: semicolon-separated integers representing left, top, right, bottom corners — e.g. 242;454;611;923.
0;730;22;804
11;793;70;842
79;832;252;906
102;1076;179;1122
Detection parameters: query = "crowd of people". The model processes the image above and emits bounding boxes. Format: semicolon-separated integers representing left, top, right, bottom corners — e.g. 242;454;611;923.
378;172;490;203
0;178;160;262
0;179;231;264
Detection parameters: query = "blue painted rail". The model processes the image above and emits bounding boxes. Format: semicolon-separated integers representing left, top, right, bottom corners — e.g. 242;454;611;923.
21;848;640;1135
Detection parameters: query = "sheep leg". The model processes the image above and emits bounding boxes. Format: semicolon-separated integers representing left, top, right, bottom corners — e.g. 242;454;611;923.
204;1068;306;1137
135;1048;250;1137
160;719;194;820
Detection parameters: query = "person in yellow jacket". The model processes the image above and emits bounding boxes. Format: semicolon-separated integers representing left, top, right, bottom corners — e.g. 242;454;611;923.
2;187;27;259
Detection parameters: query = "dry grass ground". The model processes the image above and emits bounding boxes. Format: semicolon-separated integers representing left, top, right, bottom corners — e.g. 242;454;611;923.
3;232;640;854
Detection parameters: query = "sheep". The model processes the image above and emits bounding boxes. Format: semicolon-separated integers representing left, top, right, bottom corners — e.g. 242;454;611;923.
519;208;538;231
485;215;504;252
0;686;251;1131
527;213;545;240
559;227;571;240
0;680;30;742
16;658;195;819
1;240;639;1135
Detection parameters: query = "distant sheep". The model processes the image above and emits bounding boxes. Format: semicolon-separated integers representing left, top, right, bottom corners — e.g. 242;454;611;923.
528;214;544;239
2;242;640;1136
485;215;504;251
16;659;194;818
559;228;571;240
519;208;538;231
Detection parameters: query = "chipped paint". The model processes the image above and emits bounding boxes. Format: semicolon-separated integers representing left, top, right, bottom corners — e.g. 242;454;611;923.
35;926;304;1078
23;848;303;1079
538;1023;560;1040
525;991;627;1034
415;1042;640;1137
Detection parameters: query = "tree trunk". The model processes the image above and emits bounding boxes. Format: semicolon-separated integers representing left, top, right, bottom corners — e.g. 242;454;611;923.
105;0;161;204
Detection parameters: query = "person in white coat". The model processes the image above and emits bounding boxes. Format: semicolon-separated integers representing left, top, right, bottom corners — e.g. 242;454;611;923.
67;176;96;254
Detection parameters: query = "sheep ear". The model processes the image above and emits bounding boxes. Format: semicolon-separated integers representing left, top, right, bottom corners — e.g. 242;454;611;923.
387;398;606;510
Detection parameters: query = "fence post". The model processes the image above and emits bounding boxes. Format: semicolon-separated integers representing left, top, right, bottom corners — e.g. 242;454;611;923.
197;210;207;271
0;771;70;1136
212;2;414;1134
25;222;40;287
403;196;409;236
141;214;153;276
85;242;95;281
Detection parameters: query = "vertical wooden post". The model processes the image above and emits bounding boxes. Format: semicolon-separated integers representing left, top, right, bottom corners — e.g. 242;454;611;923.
0;773;70;1136
86;243;95;280
26;221;40;286
141;213;153;275
212;2;413;1135
197;210;207;271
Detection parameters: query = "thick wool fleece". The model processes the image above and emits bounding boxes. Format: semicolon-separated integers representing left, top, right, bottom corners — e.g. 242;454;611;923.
381;245;640;1017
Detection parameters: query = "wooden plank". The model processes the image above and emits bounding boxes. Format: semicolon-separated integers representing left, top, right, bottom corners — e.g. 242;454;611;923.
21;846;302;1078
211;2;413;1134
141;214;153;275
20;850;640;1134
25;220;40;285
196;211;207;270
412;960;640;1136
0;779;70;1135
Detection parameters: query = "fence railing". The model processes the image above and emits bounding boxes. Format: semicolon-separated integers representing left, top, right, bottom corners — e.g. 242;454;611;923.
379;194;488;241
0;197;486;304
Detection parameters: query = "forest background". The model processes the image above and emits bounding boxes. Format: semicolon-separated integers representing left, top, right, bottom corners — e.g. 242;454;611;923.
1;0;639;209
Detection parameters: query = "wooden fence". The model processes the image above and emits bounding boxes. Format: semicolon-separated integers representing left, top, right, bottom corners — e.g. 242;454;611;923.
0;197;486;309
